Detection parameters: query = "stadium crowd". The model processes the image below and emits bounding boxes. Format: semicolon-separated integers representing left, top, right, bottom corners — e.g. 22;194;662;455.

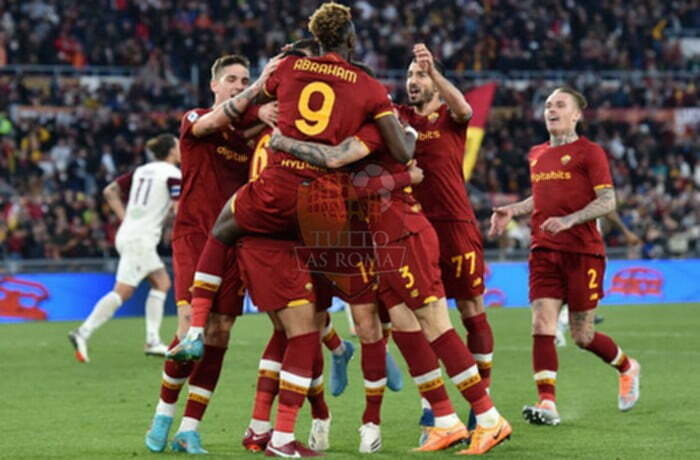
1;73;698;260
2;0;698;74
1;0;698;261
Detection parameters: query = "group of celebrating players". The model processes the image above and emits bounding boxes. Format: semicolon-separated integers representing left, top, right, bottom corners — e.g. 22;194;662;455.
69;2;642;457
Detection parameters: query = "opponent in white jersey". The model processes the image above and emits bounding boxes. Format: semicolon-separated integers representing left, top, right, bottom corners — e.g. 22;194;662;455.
69;134;181;362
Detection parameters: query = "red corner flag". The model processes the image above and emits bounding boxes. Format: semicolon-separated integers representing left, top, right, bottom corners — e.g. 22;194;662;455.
463;82;497;180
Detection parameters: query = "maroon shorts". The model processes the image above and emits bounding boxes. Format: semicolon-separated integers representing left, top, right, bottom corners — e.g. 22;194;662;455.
237;237;316;313
172;233;244;317
231;176;300;236
528;248;606;311
313;272;378;312
377;226;445;310
432;220;485;300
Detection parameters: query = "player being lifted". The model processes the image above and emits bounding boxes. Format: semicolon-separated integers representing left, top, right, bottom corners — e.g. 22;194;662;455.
396;44;496;437
144;54;280;454
489;87;641;425
68;134;181;362
174;3;415;457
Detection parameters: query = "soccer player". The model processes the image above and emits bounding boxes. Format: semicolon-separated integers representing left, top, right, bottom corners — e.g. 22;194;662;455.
68;134;180;363
144;54;279;454
395;44;495;435
269;119;513;455
489;87;641;426
177;3;415;456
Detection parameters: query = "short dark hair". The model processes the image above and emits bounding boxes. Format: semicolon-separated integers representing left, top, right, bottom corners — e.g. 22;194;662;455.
210;54;250;80
291;38;320;56
553;86;588;110
146;134;176;160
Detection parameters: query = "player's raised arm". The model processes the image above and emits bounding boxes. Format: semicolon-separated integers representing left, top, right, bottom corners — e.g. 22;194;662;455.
412;43;472;123
192;55;282;138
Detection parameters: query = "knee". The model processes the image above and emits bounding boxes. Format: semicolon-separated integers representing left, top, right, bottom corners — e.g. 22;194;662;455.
158;277;172;293
354;317;382;343
204;314;235;346
570;328;593;348
532;313;556;336
458;297;484;318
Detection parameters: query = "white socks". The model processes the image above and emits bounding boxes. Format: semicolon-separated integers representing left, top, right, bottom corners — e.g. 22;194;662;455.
79;291;123;339
434;413;460;429
475;407;500;428
145;289;167;344
249;419;272;434
178;416;200;432
271;431;295;446
156;399;176;417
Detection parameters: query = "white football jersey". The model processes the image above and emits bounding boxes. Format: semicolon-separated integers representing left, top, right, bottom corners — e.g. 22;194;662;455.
116;161;181;244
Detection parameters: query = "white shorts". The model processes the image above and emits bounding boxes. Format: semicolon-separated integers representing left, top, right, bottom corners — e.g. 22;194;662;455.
115;238;165;287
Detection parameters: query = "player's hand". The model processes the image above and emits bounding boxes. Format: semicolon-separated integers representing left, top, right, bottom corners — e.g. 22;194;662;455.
413;43;436;76
488;206;514;239
540;216;575;235
624;230;642;246
408;161;424;184
258;102;278;128
166;327;204;362
258;54;283;82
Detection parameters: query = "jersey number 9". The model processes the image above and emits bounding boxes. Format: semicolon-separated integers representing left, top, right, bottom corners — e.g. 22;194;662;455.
295;82;336;136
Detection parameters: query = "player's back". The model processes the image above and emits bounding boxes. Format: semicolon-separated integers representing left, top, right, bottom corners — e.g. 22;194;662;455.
175;108;252;238
117;161;181;244
265;54;393;175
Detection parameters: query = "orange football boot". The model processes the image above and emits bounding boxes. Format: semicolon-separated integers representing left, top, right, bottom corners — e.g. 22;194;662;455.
456;416;512;455
412;422;468;452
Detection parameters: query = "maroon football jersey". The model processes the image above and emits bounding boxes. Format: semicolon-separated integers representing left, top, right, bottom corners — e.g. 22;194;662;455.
351;123;431;242
529;136;613;256
263;53;393;180
173;108;253;239
397;103;476;223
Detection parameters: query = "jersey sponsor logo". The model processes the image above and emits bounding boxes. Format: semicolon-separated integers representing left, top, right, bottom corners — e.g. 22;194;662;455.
418;129;441;141
216;146;249;162
560;154;572;165
292;58;358;84
530;170;572;183
186;111;199;122
280;158;323;171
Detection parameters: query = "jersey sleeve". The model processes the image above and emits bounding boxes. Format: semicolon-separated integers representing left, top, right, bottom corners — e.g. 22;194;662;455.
180;109;206;138
115;171;133;200
353;123;383;153
366;78;394;121
263;56;292;99
585;144;614;191
167;177;182;200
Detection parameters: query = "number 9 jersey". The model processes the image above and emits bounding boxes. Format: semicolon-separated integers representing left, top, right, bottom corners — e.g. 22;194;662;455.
232;53;394;236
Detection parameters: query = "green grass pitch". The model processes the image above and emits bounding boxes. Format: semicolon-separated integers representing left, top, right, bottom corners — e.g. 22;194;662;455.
4;304;699;459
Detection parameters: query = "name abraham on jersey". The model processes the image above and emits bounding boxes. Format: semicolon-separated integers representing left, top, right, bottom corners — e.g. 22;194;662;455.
417;129;441;141
292;58;358;83
216;146;249;162
530;170;572;183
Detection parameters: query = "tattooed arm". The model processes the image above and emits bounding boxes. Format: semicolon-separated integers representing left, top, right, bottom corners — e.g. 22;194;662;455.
268;131;370;168
192;56;281;137
541;187;616;235
488;196;533;238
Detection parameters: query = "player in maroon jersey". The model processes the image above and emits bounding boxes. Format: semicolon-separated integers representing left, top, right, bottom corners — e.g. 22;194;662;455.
144;54;280;454
489;87;641;426
174;4;416;457
395;44;497;436
269;117;514;454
